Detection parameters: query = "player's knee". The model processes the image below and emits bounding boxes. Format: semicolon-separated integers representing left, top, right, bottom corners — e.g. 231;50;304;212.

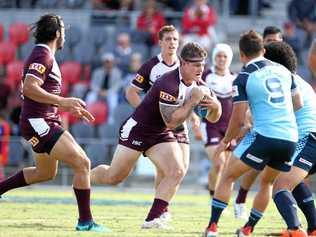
37;169;57;182
166;166;185;183
73;153;91;173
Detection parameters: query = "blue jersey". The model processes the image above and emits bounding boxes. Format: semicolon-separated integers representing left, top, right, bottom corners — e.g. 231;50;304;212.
294;74;316;138
233;58;298;142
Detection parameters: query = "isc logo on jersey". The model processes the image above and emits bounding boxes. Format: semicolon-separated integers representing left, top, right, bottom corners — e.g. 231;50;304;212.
29;63;46;74
160;91;176;102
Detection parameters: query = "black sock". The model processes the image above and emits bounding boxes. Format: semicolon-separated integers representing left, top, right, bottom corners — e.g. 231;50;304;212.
292;182;316;232
274;189;301;229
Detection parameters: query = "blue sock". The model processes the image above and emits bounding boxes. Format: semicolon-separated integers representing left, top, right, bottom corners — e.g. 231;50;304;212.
209;198;228;226
273;189;301;229
245;208;263;229
292;182;316;232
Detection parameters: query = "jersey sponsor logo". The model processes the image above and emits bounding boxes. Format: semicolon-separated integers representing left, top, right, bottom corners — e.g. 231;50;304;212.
135;74;144;83
28;136;39;147
160;91;176;102
232;85;239;97
298;157;312;167
246;153;263;163
29;63;46;74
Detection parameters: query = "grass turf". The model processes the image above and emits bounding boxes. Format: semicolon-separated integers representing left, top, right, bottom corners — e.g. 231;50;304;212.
0;187;305;236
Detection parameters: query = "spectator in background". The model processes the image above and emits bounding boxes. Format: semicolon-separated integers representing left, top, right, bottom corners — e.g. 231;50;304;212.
0;81;11;111
119;52;142;103
86;52;123;124
181;0;218;52
283;21;304;65
262;26;283;43
113;33;133;75
91;0;135;10
136;0;165;52
288;0;316;48
0;112;10;181
308;38;316;77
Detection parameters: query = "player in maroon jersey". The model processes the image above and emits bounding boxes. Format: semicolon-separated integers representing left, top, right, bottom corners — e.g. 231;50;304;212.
0;14;108;232
91;42;222;229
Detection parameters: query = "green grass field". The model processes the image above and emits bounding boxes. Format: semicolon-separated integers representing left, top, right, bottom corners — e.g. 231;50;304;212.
0;187;305;237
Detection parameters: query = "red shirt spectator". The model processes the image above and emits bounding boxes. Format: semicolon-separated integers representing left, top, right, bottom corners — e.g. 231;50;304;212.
136;0;165;44
0;115;10;180
182;0;217;36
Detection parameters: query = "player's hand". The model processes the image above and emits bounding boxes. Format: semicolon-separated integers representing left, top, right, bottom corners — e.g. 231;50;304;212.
59;97;86;111
190;87;205;106
69;106;95;123
213;139;230;161
199;91;220;111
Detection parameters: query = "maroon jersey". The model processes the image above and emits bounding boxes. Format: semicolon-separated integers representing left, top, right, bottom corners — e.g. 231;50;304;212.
131;54;179;93
202;67;235;127
130;69;199;132
20;44;62;125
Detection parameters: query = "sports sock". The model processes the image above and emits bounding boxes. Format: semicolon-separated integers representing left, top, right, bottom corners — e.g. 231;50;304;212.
244;208;263;230
292;182;316;232
145;198;168;221
236;186;248;204
73;188;93;223
273;189;300;229
0;170;28;195
208;198;228;226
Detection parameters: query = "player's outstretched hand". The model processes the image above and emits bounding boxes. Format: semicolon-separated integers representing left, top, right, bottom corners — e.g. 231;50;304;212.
59;97;86;111
69;106;95;123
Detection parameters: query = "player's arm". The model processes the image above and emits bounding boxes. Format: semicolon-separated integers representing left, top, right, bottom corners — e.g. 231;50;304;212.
222;102;248;144
23;75;94;122
125;85;142;108
160;87;204;130
291;75;303;111
189;111;203;141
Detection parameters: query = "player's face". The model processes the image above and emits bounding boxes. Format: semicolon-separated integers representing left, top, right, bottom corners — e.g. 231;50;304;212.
263;33;282;44
159;31;179;55
215;51;229;71
56;21;65;50
183;60;205;82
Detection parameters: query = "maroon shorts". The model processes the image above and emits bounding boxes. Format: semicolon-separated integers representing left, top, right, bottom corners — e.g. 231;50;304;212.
205;125;227;147
173;128;189;144
20;118;65;154
118;118;177;152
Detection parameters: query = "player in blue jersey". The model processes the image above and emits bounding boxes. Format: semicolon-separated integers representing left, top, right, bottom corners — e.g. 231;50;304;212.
262;42;316;237
234;26;284;220
204;30;303;237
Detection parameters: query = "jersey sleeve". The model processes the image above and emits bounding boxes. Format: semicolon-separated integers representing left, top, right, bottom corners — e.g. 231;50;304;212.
130;61;151;92
157;78;179;106
232;73;248;103
25;52;52;82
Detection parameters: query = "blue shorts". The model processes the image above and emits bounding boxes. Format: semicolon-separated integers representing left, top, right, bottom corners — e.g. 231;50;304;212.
233;131;296;171
292;132;316;175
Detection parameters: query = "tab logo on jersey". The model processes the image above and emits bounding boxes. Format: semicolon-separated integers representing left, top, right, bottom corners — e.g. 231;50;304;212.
135;74;144;83
232;85;239;97
29;63;46;74
160;91;176;102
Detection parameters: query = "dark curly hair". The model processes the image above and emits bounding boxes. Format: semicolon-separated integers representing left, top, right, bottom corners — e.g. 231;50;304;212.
31;14;63;44
264;41;297;73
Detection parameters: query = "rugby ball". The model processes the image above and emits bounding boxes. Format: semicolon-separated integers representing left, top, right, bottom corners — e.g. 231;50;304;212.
194;105;208;118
